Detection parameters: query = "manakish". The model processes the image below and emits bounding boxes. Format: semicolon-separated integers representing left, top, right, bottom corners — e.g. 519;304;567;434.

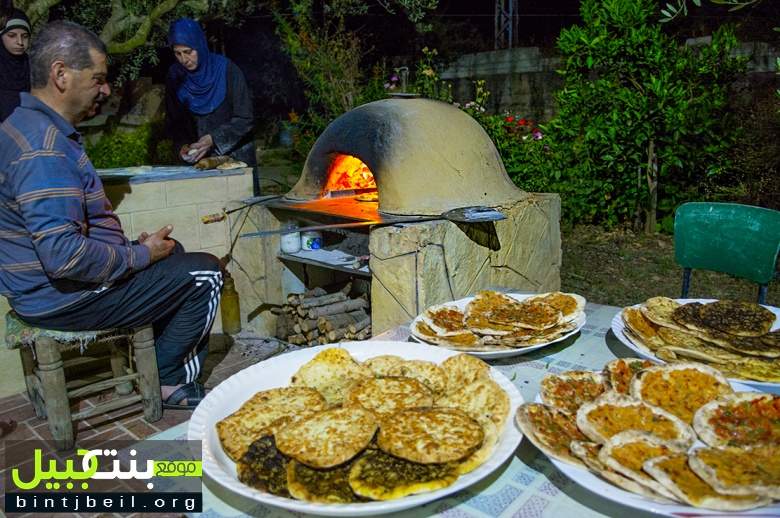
539;371;606;415
387;359;448;396
629;363;733;424
640;297;688;332
377;407;484;464
236;435;290;497
515;403;588;467
622;307;666;350
722;357;780;382
275;406;378;468
689;445;780;499
290;348;372;406
693;392;780;448
597;430;682;501
440;353;491;390
421;305;468;336
412;321;485;350
486;299;562;331
569;440;675;503
602;358;655;394
216;386;327;461
643;453;771;510
698;300;775;337
344;376;433;417
438;377;510;429
456;418;499;475
525;291;586;322
286;459;361;503
576;392;695;449
362;355;405;377
463;291;517;335
348;449;459;500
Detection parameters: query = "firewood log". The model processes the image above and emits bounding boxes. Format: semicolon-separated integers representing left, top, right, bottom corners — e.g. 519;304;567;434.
318;310;367;333
287;333;306;345
300;292;348;309
356;326;372;340
306;329;320;341
275;314;292;339
307;298;369;319
339;281;353;295
348;316;371;334
327;327;349;342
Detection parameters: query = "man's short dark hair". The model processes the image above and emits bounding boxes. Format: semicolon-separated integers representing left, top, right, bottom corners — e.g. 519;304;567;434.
29;20;107;89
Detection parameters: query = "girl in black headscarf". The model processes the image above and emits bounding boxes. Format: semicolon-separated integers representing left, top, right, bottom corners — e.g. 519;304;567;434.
0;8;30;121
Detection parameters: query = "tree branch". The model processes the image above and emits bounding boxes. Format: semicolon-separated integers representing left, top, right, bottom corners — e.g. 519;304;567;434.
15;0;62;26
105;0;182;54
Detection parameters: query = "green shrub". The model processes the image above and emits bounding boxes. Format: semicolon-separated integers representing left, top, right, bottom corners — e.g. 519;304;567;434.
86;120;177;169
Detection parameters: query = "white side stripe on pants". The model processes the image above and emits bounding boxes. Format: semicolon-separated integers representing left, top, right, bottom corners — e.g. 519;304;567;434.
183;270;223;383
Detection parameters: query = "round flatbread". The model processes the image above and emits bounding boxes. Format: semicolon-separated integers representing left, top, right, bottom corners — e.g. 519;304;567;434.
569;440;676;503
344;376;433;417
216;387;327;461
515;403;588;467
286;459;361;503
387;359;448;396
629;362;733;424
622;307;667;349
276;406;378;468
440;353;491;390
236;435;290;497
422;305;468;336
377;407;483;464
693;392;780;448
539;370;606;414
576;392;695;449
412;321;484;349
640;297;687;331
689;445;780;499
597;430;683;501
362;355;406;377
602;358;656;394
456;418;499;475
487;299;562;331
290;347;372;406
438;377;510;429
348;449;458;501
526;292;586;322
464;291;518;335
643;453;770;511
698;300;775;337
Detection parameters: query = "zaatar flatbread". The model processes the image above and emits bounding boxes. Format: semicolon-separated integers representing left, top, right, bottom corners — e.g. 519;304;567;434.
643;453;771;510
539;371;606;414
698;300;775;337
576;392;695;449
515;403;588;467
286;459;362;503
722;357;780;382
689;445;780;499
629;362;733;424
597;430;682;501
693;392;780;448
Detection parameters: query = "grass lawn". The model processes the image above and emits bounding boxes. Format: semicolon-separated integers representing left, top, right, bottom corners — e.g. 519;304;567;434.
560;225;779;308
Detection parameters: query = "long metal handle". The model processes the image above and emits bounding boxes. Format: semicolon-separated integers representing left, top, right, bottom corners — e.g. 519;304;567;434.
241;220;382;238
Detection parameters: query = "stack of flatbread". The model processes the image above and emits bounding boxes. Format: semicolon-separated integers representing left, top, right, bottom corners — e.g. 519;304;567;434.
216;349;511;503
621;297;780;382
517;358;780;511
411;290;586;352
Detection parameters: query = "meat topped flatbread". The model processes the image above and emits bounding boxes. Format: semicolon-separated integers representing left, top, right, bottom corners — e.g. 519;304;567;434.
689;445;780;499
487;299;561;330
629;363;733;424
526;292;585;321
602;358;655;394
463;291;517;335
693;392;780;448
698;300;775;337
539;371;606;414
422;305;468;336
515;403;588;467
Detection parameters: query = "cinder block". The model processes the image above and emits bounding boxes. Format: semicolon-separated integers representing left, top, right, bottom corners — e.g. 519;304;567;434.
104;182;166;214
165;177;228;207
131;206;200;251
226;170;254;201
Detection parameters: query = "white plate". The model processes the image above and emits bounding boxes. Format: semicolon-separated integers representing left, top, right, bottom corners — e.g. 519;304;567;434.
535;380;779;516
611;298;780;391
409;293;586;359
188;341;525;517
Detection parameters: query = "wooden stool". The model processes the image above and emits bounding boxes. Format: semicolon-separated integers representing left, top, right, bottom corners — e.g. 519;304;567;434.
5;311;162;450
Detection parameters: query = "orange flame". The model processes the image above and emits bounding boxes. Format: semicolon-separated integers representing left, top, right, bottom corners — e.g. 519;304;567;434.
323;154;377;193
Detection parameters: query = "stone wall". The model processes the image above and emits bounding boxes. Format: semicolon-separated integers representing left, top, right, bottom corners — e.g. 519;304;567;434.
369;194;561;333
441;41;778;120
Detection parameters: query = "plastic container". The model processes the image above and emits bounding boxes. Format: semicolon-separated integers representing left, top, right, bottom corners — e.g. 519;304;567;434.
301;231;323;251
281;222;301;253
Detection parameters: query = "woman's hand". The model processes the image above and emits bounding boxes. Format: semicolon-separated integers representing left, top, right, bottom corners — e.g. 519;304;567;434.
186;134;214;163
180;144;197;163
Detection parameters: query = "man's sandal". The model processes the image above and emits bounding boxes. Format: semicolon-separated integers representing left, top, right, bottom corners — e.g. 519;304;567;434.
162;381;206;410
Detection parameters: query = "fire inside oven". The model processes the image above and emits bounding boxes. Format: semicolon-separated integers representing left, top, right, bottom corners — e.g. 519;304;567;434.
322;154;377;198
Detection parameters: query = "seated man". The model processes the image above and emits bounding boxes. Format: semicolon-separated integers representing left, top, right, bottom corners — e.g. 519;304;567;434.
0;21;222;409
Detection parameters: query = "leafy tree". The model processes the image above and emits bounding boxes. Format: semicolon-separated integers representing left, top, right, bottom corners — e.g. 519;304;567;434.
511;0;746;232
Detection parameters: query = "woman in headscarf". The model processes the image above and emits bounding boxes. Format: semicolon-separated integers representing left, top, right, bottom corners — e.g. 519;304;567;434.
165;18;258;193
0;8;30;121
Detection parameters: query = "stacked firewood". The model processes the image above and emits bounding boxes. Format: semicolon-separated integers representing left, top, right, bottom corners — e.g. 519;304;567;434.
275;284;371;346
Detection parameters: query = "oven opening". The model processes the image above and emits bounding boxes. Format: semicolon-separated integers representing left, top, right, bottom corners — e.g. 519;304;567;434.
322;154;377;199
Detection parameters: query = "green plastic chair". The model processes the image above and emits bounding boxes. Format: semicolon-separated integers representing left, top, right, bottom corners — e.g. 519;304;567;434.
674;202;780;304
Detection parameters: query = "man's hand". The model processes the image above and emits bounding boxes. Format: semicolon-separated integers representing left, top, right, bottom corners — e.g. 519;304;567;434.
188;134;214;163
137;231;150;244
142;225;175;263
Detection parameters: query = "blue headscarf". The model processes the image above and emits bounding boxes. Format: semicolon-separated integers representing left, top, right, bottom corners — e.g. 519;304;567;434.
168;18;228;115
